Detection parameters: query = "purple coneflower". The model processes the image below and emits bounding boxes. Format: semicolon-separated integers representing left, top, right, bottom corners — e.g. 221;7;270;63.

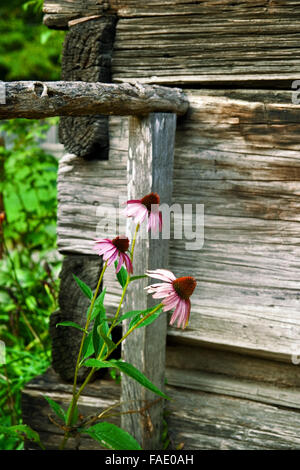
125;192;162;233
93;236;133;273
145;269;197;329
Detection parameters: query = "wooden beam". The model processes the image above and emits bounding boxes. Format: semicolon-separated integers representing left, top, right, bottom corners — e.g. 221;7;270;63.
121;112;176;449
0;82;188;119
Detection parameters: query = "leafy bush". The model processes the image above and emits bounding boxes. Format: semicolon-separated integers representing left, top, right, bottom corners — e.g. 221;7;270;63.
0;1;65;81
0;118;62;449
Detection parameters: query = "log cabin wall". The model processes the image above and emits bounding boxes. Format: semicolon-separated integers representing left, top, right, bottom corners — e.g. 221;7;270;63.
40;0;300;449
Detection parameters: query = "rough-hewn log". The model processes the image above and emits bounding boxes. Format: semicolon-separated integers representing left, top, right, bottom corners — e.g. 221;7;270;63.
121;113;176;449
0;81;188;119
59;16;116;158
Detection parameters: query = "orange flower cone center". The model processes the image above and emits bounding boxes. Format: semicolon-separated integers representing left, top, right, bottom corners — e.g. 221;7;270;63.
112;236;130;253
172;276;197;300
141;192;160;213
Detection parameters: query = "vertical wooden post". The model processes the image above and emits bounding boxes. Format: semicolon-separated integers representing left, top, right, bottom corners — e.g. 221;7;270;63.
121;112;176;449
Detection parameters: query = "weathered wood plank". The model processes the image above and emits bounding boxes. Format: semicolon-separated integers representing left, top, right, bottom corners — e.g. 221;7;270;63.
0;81;188;119
111;0;300;18
166;384;300;450
43;1;107;28
57;89;300;362
166;344;300;389
121;113;176;449
111;4;300;84
166;367;300;410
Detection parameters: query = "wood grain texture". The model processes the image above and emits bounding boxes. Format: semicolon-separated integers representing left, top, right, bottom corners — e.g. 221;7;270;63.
43;1;107;29
59;16;116;158
57;89;300;362
0;81;188;119
166;382;300;450
111;1;300;84
166;344;300;389
121;113;176;449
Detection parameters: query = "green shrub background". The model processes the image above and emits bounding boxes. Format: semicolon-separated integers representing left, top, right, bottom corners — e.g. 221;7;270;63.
0;0;65;449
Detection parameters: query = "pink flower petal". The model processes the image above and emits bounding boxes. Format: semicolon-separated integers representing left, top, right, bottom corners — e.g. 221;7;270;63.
106;249;119;266
103;246;118;261
146;269;176;282
116;253;124;273
133;206;148;224
123;253;133;274
159;211;162;231
126;199;142;204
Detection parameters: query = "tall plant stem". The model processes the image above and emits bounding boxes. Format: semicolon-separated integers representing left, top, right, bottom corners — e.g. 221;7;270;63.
59;261;107;450
75;302;163;403
60;223;141;450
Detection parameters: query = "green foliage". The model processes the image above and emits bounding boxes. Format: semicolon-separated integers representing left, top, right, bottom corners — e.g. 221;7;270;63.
56;321;87;334
44;396;66;423
114;262;128;288
84;359;170;400
72;274;93;301
128;306;163;329
0;1;65;81
80;422;142;450
0;118;61;449
0;423;45;449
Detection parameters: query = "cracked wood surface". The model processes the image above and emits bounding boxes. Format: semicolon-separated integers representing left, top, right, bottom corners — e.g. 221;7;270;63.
0;81;188;119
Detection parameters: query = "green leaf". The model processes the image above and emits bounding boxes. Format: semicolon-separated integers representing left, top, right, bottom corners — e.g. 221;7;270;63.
91;288;106;320
92;312;102;358
56;321;87;334
44;396;66;423
136;307;162;329
128;313;142;330
84;359;112;369
129;274;147;282
97;324;116;354
85;359;170;400
114;262;128;288
0;424;44;448
72;274;93;300
115;310;141;326
81;331;94;361
80;422;142;450
128;306;162;330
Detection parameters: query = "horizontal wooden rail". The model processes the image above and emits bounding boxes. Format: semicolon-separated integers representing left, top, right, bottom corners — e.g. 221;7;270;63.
0;81;188;119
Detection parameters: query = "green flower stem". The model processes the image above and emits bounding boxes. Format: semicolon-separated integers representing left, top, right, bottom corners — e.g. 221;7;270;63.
59;260;107;450
112;302;163;350
74;302;163;402
130;222;140;262
107;222;140;334
60;222;141;450
73;223;142;399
